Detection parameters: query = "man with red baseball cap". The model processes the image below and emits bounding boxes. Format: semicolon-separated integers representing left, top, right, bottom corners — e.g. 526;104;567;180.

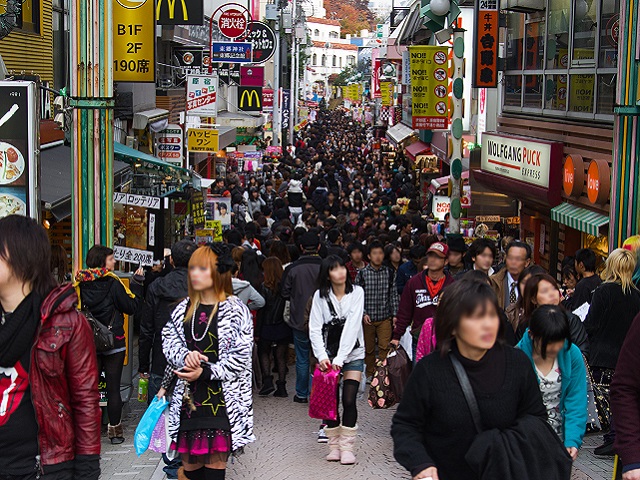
391;242;455;361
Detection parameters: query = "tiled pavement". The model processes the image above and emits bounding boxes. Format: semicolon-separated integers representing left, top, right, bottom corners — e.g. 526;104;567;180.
100;372;616;479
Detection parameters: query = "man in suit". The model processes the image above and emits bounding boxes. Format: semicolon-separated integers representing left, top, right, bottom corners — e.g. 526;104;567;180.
490;240;532;310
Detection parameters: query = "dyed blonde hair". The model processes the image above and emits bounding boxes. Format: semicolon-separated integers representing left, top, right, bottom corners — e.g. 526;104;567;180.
601;248;638;294
185;246;234;322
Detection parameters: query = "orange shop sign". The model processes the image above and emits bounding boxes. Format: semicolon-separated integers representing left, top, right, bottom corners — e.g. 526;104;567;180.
562;154;585;197
586;159;611;204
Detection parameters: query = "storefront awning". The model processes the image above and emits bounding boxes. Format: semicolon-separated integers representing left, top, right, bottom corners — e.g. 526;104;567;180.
41;145;130;221
551;202;609;236
386;122;416;146
405;141;430;161
133;109;169;130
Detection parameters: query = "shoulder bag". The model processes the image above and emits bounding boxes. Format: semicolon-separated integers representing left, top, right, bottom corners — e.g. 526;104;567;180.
81;306;116;353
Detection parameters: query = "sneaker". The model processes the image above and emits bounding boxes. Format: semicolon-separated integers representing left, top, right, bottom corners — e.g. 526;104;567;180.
317;425;329;443
293;395;308;404
594;439;615;456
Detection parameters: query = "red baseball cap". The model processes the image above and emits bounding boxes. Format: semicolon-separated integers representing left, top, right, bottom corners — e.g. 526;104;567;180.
427;242;449;258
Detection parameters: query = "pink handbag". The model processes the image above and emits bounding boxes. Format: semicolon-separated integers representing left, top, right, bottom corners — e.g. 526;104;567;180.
309;366;340;421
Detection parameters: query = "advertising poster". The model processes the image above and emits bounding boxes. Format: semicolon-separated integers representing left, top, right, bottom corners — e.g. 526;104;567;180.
240;66;264;87
0;81;38;220
372;49;381;98
156;124;183;166
380;81;394;106
209;196;231;226
186;74;218;116
409;46;449;130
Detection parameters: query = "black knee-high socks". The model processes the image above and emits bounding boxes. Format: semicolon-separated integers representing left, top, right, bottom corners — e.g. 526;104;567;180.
184;468;225;480
324;378;360;428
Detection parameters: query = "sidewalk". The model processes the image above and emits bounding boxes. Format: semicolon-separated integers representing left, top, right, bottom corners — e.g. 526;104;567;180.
99;364;615;480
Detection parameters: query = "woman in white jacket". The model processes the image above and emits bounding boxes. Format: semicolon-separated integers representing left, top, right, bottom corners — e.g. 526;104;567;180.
309;255;365;466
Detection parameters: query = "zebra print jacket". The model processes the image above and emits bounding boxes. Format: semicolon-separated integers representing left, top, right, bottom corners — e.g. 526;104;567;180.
161;296;255;454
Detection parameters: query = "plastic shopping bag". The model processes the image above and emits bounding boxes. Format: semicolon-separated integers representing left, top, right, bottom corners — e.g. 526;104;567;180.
309;366;340;421
134;396;168;456
148;410;169;454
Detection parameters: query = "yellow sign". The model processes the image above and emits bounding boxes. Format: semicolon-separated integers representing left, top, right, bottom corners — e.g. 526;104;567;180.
187;128;219;152
409;45;450;130
113;0;155;82
203;220;223;240
380;81;394;106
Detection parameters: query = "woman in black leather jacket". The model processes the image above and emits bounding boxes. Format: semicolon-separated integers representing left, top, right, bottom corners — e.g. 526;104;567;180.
75;245;144;444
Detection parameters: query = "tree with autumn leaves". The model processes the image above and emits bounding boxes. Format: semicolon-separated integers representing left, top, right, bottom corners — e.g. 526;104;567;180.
324;0;375;36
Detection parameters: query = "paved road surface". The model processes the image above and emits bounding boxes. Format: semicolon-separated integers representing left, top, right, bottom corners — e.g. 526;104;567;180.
99;373;615;480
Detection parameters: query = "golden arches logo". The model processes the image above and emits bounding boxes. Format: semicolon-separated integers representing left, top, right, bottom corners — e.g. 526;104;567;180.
156;0;188;21
240;88;260;109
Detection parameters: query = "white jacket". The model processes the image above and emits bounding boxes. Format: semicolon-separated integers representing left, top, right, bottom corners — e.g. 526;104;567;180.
309;286;365;367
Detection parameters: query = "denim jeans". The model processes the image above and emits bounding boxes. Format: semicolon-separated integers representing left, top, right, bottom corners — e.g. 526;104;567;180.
292;328;311;399
147;373;164;404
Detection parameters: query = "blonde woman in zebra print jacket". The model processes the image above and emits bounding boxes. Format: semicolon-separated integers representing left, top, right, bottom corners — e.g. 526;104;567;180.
161;244;255;480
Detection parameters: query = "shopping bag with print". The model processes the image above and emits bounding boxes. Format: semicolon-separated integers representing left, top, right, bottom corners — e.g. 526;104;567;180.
368;356;397;409
309;366;340;421
134;396;168;456
148;410;168;453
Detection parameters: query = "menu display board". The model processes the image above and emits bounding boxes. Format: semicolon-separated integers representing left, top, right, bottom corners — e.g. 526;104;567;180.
0;81;38;220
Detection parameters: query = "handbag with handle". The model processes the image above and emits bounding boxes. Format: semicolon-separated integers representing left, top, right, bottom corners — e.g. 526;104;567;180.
368;356;397;409
80;306;116;353
309;366;340;421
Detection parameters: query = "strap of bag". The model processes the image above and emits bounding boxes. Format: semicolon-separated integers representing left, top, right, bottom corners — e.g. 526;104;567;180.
450;354;483;434
325;297;339;320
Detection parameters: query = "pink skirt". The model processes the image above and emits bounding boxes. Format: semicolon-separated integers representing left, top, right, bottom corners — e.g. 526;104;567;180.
171;429;232;463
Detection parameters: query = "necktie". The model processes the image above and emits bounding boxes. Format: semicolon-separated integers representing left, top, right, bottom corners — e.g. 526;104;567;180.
509;282;517;305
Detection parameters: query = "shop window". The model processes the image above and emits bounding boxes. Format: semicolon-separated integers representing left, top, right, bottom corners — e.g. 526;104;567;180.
545;74;568;110
597;73;616;114
571;0;597;65
546;0;571;69
525;15;545;70
524;75;543;108
599;0;620;68
13;0;40;33
569;73;595;113
504;75;523;107
506;12;525;70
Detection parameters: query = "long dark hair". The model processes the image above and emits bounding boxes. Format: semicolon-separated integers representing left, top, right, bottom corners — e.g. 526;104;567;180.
239;248;263;289
435;279;503;355
0;215;57;298
317;255;354;298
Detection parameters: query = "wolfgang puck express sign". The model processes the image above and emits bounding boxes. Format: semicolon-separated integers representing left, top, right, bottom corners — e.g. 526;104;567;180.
481;133;560;189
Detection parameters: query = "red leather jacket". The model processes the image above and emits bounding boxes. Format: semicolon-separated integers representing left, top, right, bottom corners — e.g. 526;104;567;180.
31;284;101;467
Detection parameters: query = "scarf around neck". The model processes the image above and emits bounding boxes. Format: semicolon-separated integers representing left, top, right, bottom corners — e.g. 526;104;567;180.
0;292;41;368
73;268;136;308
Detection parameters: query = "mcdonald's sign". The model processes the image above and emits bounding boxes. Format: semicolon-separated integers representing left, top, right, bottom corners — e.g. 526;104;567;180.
238;86;262;112
156;0;203;25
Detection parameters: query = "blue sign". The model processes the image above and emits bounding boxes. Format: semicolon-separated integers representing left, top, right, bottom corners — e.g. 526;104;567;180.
211;42;252;63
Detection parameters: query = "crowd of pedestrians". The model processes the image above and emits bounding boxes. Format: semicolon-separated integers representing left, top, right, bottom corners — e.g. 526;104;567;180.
2;109;640;480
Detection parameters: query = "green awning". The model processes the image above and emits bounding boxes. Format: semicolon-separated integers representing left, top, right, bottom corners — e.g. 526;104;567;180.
114;142;191;177
551;202;609;236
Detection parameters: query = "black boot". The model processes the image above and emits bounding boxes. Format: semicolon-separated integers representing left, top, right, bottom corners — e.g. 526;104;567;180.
274;380;288;398
259;376;276;396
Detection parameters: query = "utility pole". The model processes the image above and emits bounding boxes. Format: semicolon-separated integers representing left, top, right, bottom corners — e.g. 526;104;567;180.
272;16;281;147
70;0;114;270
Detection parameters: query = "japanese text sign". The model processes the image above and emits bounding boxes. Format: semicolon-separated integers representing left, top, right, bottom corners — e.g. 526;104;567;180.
262;88;274;109
156;124;183;166
380;81;394;106
240;66;264;87
113;192;162;209
113;0;155;82
187;128;219;152
244;21;277;63
113;246;154;266
186;74;218;117
473;0;499;88
211;42;252;63
409;46;450;130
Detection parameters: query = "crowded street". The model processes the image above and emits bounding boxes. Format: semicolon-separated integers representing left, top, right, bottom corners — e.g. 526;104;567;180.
1;0;640;477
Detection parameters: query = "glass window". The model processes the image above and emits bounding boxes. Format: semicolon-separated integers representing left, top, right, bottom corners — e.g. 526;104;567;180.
569;73;595;113
339;57;342;68
546;0;571;69
506;12;525;70
504;75;523;107
599;0;620;68
572;0;597;65
524;75;543;107
312;53;317;65
314;29;320;37
321;55;326;66
597;73;616;114
525;16;546;70
16;0;40;33
332;55;336;67
545;74;568;110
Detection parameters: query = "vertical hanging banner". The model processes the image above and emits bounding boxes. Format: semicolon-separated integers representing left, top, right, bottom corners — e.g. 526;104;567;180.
409;45;450;130
186;74;218;117
372;49;382;98
380;81;394;106
281;89;291;130
156;124;184;166
113;0;156;82
0;81;38;220
473;0;499;88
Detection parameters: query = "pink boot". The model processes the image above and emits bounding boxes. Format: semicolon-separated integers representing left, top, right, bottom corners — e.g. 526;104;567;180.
325;426;341;461
339;425;358;465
